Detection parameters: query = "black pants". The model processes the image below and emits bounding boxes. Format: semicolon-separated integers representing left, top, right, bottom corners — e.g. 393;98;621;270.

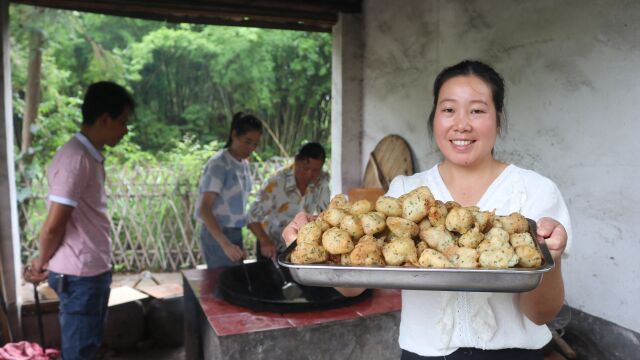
401;348;543;360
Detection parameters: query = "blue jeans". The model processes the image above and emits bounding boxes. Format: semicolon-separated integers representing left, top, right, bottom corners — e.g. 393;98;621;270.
49;271;112;360
200;227;243;269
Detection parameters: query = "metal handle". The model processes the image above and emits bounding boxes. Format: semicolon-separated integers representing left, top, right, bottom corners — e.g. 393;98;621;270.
241;262;252;292
539;240;555;270
33;284;45;346
528;218;555;271
271;257;288;285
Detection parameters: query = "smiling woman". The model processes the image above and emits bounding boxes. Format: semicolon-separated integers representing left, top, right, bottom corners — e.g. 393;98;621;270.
392;60;571;359
282;60;573;360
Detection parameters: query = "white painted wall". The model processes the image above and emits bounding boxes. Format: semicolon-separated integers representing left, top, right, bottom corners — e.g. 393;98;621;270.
331;14;364;196
360;0;640;332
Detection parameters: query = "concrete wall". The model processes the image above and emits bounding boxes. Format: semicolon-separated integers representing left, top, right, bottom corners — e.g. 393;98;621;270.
331;13;364;196
360;0;640;333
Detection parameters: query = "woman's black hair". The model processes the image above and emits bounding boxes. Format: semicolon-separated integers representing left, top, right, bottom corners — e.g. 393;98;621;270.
427;60;506;137
294;142;326;162
224;112;263;148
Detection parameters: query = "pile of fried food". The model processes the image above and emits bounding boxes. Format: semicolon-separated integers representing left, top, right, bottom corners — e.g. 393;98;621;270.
290;186;542;269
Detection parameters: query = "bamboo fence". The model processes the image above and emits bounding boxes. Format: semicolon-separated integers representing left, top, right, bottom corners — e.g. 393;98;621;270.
19;157;289;272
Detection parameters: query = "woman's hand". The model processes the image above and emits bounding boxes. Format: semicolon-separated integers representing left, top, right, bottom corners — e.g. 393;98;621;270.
259;239;277;259
520;217;567;324
221;241;245;262
282;212;318;246
536;217;567;261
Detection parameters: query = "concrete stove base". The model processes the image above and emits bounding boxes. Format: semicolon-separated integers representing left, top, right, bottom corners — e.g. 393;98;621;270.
183;269;401;360
201;312;400;359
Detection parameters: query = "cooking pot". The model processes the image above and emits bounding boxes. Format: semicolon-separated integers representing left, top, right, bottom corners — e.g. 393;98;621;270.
217;260;371;313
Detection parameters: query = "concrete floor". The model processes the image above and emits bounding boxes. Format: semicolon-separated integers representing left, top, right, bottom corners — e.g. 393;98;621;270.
22;271;186;359
21;271;184;303
103;272;185;360
22;271;603;360
101;346;184;360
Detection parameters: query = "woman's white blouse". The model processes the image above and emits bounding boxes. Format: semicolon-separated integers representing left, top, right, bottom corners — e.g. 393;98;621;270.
386;164;572;357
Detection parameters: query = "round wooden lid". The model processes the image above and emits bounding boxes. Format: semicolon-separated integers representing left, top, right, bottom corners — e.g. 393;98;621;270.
362;135;414;190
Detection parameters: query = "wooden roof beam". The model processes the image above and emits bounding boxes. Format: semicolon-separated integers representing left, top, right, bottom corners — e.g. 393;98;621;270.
10;0;362;32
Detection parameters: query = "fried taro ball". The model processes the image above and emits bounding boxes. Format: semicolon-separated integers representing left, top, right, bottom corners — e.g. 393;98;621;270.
447;246;479;268
350;199;374;215
375;196;403;217
339;214;365;239
458;225;484;249
291;242;328;264
321;227;354;255
421;225;456;254
350;235;385;266
297;221;322;245
445;207;475;234
329;194;350;210
386;216;420;238
419;248;453;268
510;232;536;248
479;247;519;269
360;212;387;235
428;200;448;227
514;245;542;267
382;236;418;266
493;212;529;234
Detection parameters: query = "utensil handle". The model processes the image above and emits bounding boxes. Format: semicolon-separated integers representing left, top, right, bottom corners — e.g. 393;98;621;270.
271;257;288;284
33;284;45;346
241;262;252;292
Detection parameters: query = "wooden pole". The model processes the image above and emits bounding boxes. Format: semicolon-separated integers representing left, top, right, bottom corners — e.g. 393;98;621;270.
0;0;24;341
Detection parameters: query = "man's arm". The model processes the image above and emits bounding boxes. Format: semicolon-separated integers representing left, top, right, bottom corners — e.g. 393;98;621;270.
27;202;74;282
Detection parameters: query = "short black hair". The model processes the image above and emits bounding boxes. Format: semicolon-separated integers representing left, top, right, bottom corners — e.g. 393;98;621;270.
81;82;135;125
295;142;326;162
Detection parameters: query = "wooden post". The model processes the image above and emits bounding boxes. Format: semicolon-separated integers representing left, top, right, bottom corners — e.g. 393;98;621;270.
0;0;24;340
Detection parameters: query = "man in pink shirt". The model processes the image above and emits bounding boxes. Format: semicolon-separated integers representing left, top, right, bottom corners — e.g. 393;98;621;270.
24;82;134;360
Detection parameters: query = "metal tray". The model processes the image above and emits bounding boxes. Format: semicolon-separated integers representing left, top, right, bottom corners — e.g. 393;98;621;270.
278;219;554;293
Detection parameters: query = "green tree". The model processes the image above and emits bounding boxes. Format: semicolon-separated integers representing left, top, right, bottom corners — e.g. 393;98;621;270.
124;25;331;155
10;6;333;270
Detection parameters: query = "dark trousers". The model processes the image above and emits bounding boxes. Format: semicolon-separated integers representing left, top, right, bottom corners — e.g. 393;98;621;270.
401;347;543;360
49;270;112;360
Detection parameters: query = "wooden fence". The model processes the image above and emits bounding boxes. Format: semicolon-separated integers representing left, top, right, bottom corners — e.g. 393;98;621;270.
19;157;290;272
